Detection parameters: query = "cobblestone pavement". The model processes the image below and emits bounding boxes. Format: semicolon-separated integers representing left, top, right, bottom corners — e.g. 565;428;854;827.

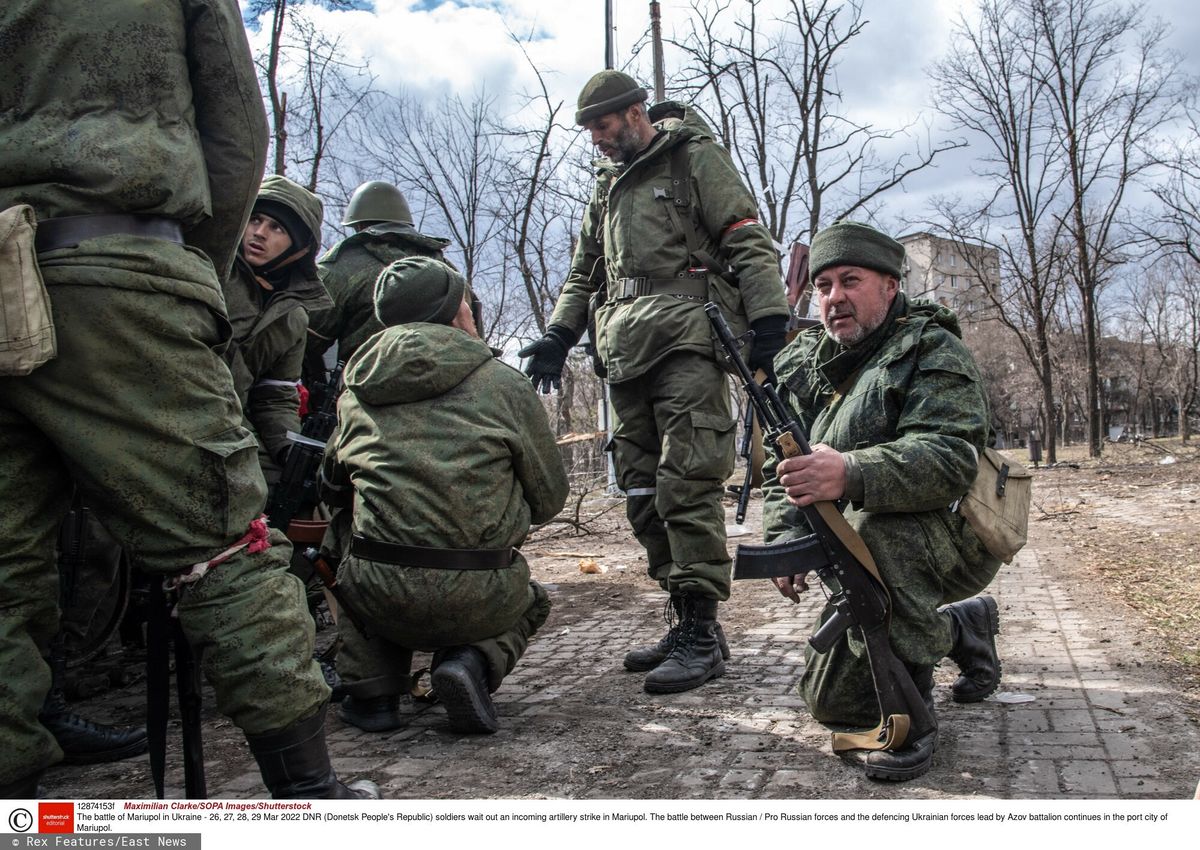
38;516;1200;801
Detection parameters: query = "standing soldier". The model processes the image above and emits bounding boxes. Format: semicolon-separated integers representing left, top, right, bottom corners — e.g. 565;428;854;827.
0;0;375;798
520;72;790;693
304;180;452;377
224;175;331;489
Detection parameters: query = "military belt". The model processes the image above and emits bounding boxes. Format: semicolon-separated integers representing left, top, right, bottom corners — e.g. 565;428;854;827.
35;214;184;254
350;534;515;570
611;274;708;301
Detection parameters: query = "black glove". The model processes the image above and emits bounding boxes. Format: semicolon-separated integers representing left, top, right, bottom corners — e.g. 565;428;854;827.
517;325;578;394
747;314;789;384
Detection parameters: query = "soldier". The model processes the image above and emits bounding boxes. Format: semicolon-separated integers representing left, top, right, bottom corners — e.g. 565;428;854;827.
762;221;1002;781
322;257;568;734
304;180;452;378
224;175;331;487
0;0;375;798
520;71;789;693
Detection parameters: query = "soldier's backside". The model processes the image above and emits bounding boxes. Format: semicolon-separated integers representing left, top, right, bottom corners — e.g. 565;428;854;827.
0;0;376;800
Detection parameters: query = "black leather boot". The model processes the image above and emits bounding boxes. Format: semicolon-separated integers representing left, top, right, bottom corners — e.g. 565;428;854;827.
941;596;1001;702
431;647;499;734
642;595;726;694
39;690;148;766
0;772;40;799
864;666;937;782
246;704;380;799
623;595;730;672
339;695;403;733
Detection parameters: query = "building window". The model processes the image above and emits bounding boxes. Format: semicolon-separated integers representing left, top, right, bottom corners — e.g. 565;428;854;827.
950;275;958;288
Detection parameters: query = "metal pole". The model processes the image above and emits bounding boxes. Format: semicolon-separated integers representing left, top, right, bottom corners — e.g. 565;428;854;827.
650;1;666;102
605;0;615;69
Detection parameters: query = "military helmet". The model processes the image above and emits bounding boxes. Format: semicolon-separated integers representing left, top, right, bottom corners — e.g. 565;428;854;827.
342;181;413;227
575;70;648;125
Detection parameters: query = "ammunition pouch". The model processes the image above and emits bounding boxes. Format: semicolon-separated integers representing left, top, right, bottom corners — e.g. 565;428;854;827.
0;204;56;376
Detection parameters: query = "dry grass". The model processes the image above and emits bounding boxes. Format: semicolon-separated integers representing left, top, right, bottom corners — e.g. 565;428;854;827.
1027;436;1200;707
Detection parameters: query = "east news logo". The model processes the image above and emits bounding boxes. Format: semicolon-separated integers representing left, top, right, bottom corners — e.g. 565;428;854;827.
38;802;74;833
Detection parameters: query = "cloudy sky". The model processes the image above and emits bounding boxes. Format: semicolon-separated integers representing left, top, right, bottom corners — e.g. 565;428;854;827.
243;0;1199;228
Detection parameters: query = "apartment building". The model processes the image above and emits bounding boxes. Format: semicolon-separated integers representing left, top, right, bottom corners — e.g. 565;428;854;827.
897;231;1000;320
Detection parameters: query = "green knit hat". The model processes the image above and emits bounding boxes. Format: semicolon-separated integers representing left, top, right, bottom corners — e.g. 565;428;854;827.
374;256;465;327
576;70;648;125
809;221;905;282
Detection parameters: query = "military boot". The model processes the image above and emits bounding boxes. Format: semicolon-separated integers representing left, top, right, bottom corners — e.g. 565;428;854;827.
339;695;403;733
39;690;148;766
246;704;380;799
863;666;938;782
624;595;730;672
941;596;1001;703
431;647;499;734
643;595;726;694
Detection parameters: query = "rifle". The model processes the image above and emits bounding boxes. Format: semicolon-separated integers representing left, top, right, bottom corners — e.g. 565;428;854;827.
784;242;812;334
302;547;371;639
147;578;206;798
705;302;935;754
267;360;345;533
727;401;756;525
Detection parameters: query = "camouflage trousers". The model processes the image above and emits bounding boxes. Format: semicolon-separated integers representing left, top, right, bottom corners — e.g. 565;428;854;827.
337;560;551;697
0;281;329;785
608;352;735;601
799;509;1002;727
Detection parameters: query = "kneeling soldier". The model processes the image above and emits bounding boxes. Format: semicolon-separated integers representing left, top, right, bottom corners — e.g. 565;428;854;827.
321;257;568;733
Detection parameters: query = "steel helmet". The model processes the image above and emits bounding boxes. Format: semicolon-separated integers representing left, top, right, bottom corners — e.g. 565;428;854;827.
342;181;413;227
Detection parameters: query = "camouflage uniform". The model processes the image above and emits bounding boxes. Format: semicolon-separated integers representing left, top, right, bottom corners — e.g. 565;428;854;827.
762;293;1002;726
0;0;328;790
306;223;450;368
324;323;568;697
549;106;788;600
223;177;331;476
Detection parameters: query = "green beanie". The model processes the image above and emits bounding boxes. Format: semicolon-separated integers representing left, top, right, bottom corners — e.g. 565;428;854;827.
809;221;905;282
576;70;648;125
374;256;466;327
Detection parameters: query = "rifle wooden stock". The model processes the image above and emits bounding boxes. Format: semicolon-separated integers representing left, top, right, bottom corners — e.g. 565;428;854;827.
706;302;936;753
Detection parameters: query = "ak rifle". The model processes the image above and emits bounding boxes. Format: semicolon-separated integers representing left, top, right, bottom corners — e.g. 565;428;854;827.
705;302;935;754
268;360;345;533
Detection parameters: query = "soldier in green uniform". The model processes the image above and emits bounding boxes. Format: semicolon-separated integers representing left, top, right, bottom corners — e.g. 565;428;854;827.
305;180;452;374
762;221;1003;781
322;257;568;733
224;175;331;487
0;0;375;799
520;71;789;693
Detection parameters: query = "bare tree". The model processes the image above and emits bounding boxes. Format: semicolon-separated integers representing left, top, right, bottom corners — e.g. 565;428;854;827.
1031;0;1183;456
244;1;357;177
930;0;1070;463
663;0;963;315
355;89;508;314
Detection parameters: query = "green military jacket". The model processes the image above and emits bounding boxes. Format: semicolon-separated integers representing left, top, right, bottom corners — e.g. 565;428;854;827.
0;0;267;299
326;323;568;646
763;293;994;568
307;224;450;365
222;178;331;462
549;105;787;383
